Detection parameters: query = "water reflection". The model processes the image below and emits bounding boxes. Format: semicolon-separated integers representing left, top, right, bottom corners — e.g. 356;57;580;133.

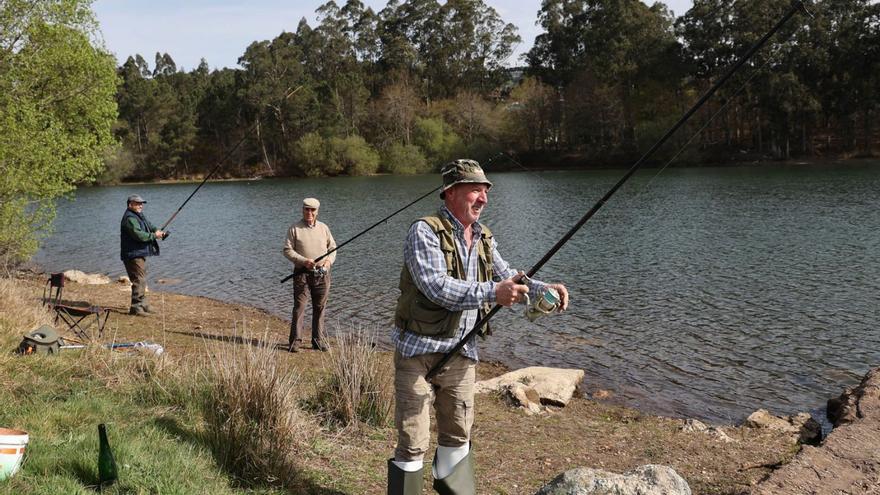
36;164;880;424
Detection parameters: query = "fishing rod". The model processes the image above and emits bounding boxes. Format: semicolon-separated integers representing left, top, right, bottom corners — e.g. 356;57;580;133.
279;152;507;284
159;86;302;232
426;0;810;381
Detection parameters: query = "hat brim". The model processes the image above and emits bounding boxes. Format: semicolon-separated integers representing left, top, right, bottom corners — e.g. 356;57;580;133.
439;180;493;199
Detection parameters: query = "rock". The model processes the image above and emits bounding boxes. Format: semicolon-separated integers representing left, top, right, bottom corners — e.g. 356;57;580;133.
592;389;613;400
680;419;736;443
62;270;110;285
475;367;584;407
753;367;880;495
502;382;543;415
535;464;691;495
117;276;131;285
827;367;880;427
745;409;821;445
680;419;708;433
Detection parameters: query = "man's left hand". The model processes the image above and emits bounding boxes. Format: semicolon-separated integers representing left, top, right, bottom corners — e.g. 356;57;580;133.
548;283;569;311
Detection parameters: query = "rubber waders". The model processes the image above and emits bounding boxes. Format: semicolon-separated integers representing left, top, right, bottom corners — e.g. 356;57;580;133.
387;459;425;495
432;447;476;495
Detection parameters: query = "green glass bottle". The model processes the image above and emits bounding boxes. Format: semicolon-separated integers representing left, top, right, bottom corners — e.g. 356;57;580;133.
97;424;118;486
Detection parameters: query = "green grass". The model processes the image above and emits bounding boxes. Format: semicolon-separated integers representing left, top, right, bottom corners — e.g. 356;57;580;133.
0;350;279;495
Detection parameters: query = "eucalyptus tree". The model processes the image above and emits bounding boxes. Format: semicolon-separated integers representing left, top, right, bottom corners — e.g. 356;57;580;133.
0;0;117;265
238;30;311;173
526;0;680;152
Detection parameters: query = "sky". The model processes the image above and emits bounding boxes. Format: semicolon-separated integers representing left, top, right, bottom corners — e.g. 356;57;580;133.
93;0;695;72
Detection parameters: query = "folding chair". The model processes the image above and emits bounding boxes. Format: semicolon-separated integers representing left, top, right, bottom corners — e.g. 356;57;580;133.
43;272;111;342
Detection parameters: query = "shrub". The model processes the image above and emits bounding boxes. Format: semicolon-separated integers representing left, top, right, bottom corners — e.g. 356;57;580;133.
382;143;429;175
414;116;464;166
313;326;393;429
202;331;314;487
293;132;337;177
328;135;381;176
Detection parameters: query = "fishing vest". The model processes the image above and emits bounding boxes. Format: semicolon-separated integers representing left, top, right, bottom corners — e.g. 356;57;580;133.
394;214;494;339
120;209;160;261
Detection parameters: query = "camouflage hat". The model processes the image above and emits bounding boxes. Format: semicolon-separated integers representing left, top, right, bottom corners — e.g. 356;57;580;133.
439;159;493;199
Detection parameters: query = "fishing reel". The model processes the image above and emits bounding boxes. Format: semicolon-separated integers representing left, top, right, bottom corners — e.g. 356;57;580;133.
517;275;561;322
310;266;327;278
161;230;170;241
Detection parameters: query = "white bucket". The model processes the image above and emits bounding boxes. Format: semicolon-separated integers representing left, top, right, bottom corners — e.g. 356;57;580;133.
0;428;28;480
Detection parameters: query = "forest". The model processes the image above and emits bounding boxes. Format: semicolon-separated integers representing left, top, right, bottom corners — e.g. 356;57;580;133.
108;0;880;182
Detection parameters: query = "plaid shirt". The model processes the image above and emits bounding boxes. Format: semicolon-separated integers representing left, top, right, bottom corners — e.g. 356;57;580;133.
391;206;547;361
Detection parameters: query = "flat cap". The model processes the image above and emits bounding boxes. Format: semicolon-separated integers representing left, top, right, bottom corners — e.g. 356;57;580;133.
303;197;320;209
127;194;146;204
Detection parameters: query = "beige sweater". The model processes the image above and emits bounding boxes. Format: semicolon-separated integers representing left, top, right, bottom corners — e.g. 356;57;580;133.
283;220;337;269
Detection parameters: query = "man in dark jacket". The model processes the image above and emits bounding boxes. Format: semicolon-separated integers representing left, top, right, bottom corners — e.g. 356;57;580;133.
120;194;166;316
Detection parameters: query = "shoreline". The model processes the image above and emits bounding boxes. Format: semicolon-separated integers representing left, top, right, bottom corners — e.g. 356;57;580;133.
94;156;880;186
7;271;859;493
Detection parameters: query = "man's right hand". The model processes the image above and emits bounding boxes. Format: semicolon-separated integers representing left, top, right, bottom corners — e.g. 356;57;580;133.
303;259;316;270
154;230;166;239
495;276;529;307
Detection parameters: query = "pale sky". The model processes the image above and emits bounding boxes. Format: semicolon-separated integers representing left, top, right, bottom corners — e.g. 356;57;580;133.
93;0;695;71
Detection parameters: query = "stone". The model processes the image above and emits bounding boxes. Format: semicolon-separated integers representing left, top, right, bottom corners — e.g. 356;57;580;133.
475;367;584;407
117;276;131;285
827;367;880;427
502;382;543;415
745;409;821;445
535;464;691;495
62;270;110;285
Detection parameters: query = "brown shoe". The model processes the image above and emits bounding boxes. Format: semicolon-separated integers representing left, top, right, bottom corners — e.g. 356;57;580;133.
312;340;328;352
288;341;300;353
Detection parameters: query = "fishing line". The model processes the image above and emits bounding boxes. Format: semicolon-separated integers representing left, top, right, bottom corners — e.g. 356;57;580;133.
159;86;302;232
426;0;810;381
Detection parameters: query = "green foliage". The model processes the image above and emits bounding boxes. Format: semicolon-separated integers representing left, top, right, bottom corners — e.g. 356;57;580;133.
327;135;381;175
294;132;333;177
0;0;118;266
413;116;463;165
381;143;429;174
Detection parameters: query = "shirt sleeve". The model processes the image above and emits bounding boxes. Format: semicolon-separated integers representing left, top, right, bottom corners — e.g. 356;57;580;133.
124;216;155;242
283;226;307;267
404;221;497;311
324;224;337;266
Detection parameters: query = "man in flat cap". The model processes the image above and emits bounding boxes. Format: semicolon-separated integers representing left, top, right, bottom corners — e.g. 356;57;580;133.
386;159;569;494
283;197;337;352
120;194;166;316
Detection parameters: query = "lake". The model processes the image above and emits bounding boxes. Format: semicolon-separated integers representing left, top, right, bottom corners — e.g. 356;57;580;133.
36;162;880;425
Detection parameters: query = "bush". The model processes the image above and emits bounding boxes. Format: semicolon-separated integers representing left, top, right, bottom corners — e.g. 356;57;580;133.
293;132;336;177
97;146;136;185
382;143;429;175
313;326;393;429
203;331;314;487
413;116;464;167
328;135;381;176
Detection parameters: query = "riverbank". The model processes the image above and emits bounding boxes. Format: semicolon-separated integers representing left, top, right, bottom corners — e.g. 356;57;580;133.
1;273;805;494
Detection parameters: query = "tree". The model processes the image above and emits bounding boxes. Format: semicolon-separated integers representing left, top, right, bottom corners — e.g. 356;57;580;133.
0;0;118;265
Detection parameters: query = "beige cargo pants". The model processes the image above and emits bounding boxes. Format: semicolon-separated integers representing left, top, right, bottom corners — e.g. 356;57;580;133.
393;350;476;461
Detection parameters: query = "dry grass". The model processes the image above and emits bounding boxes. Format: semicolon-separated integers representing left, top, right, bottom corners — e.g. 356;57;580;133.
314;325;393;429
202;329;317;488
0;277;53;339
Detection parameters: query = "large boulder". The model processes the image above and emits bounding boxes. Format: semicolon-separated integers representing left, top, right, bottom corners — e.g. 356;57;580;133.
535;464;691;495
475;367;583;407
62;270;110;285
753;366;880;495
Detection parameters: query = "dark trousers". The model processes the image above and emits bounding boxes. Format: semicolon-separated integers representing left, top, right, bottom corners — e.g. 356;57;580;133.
290;272;331;345
123;257;147;308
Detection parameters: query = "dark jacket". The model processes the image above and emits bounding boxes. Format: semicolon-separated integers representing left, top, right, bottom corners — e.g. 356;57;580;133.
120;209;160;261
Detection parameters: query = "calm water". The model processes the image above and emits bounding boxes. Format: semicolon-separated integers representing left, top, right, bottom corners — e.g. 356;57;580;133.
36;164;880;425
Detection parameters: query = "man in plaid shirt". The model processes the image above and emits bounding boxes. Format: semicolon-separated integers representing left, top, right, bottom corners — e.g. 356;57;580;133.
387;159;569;495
